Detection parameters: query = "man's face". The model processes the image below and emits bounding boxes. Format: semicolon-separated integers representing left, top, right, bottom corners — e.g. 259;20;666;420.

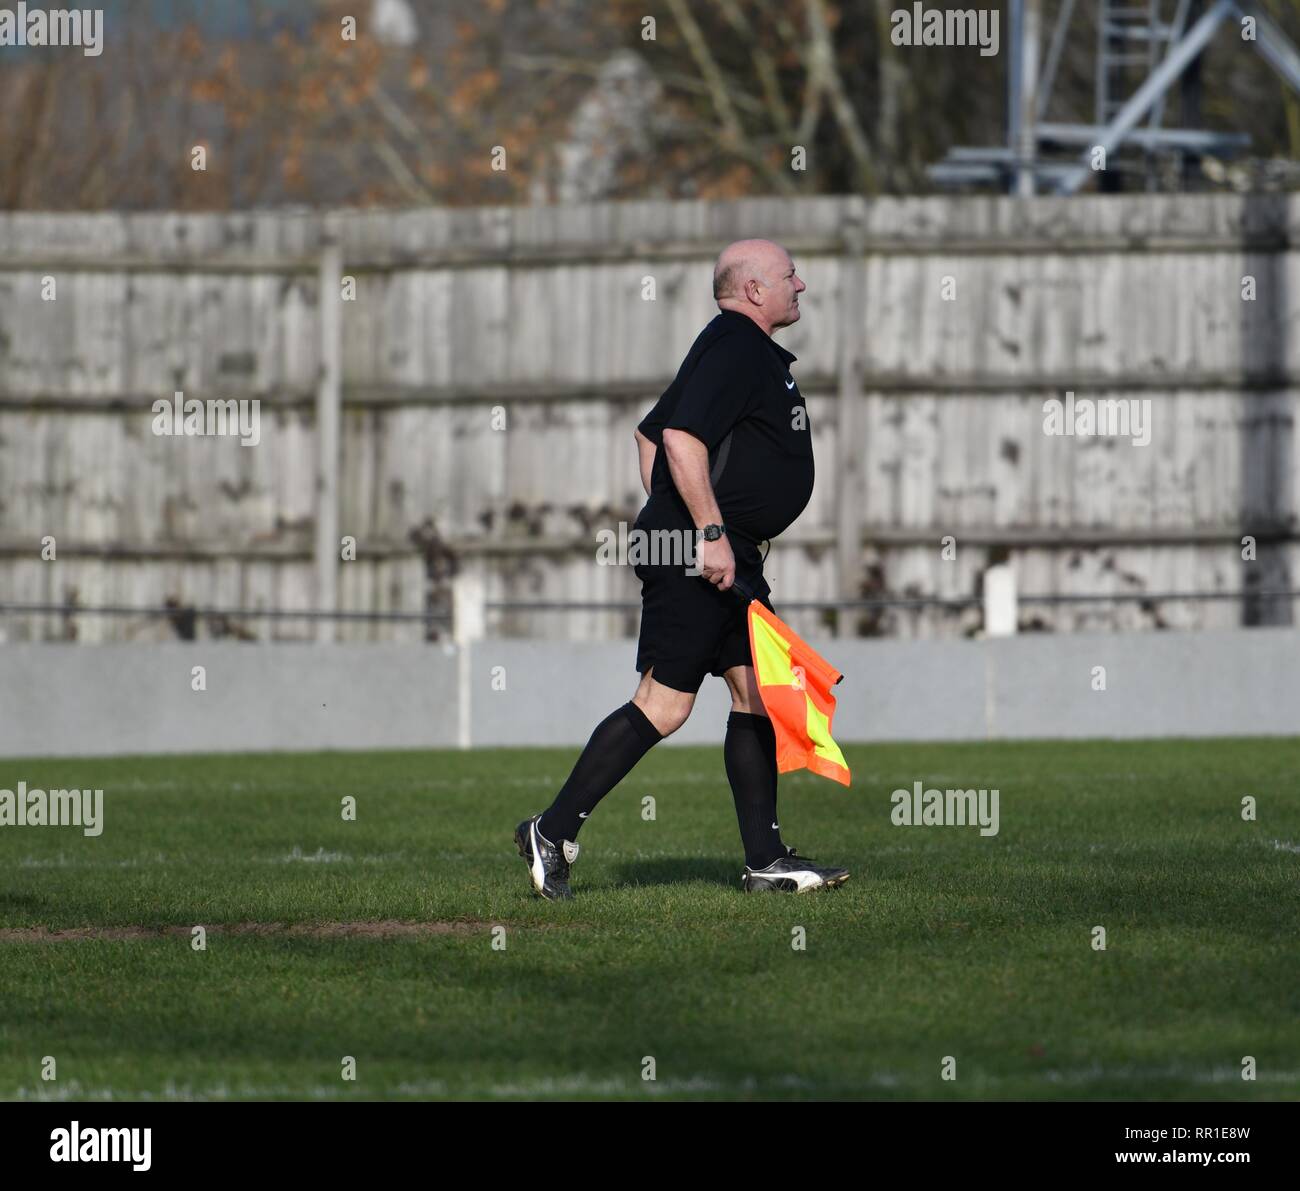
761;251;806;329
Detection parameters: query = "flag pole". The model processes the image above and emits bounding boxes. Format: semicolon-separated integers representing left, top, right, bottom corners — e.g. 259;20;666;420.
728;576;756;604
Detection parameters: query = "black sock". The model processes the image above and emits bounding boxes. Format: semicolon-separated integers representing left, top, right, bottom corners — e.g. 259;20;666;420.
725;711;786;869
538;702;663;842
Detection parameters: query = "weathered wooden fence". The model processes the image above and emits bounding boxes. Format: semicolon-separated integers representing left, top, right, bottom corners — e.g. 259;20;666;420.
0;195;1296;644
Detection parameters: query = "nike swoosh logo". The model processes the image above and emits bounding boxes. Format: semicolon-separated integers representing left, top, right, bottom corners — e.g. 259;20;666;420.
771;822;780;830
578;812;590;818
785;379;796;389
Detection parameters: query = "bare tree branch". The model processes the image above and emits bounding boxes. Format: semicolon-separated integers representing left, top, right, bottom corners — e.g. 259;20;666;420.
805;0;875;190
663;117;800;194
664;0;747;145
713;0;795;140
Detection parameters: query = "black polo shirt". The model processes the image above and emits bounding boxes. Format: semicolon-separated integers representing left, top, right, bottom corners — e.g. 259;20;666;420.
635;310;814;593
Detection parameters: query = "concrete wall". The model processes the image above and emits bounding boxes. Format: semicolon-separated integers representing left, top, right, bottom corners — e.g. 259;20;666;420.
1;628;1296;758
0;643;460;758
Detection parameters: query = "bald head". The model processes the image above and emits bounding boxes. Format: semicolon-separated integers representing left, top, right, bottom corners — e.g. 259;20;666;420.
712;238;805;335
712;239;780;300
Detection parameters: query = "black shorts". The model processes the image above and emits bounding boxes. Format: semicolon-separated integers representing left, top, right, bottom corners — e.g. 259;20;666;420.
633;562;775;695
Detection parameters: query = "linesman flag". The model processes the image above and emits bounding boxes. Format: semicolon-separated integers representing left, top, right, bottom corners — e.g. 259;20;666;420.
733;579;851;787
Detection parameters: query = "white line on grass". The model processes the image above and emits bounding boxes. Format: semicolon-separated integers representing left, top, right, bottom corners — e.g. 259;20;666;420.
16;1066;1297;1101
2;850;410;870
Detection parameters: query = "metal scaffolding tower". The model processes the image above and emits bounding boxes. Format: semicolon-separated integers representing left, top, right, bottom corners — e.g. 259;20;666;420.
930;0;1300;194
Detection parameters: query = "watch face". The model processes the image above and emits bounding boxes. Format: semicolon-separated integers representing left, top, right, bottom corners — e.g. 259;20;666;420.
703;524;721;541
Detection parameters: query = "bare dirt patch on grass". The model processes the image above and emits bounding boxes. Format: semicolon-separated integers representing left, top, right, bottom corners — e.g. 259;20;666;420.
0;918;500;943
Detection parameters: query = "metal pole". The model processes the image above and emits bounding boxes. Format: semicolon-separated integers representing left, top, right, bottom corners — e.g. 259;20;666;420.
1236;0;1300;95
1007;0;1024;189
1058;0;1236;194
1037;0;1077;121
1016;0;1042;196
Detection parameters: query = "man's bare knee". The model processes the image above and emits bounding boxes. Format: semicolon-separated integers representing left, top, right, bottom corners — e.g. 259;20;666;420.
723;665;767;716
636;695;693;736
634;670;695;736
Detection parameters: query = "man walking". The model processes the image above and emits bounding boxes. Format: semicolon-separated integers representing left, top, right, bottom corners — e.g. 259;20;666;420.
515;238;849;899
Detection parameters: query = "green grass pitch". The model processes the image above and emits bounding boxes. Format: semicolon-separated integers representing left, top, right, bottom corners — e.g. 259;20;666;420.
1;738;1297;1101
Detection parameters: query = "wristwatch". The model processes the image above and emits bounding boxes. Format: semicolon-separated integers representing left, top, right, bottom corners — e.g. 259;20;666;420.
700;523;727;541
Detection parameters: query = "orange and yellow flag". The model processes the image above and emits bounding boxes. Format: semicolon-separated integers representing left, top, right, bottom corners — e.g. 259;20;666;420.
745;598;851;787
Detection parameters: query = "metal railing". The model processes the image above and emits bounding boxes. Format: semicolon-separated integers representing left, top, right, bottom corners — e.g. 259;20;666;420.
0;589;1296;630
0;603;451;622
483;591;1300;612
